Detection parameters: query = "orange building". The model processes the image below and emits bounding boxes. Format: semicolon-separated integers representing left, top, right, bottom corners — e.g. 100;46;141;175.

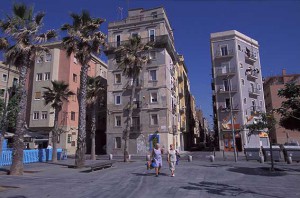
264;69;300;144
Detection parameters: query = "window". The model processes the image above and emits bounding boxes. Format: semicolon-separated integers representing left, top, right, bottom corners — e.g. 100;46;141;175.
241;79;245;86
74;57;78;64
131;32;138;38
37;55;44;63
33;111;39;120
67;134;72;143
151;114;158;125
2;74;7;82
116;35;121;47
41;111;47;120
115;116;121;127
44;72;50;81
257;84;261;90
149;51;156;60
34;92;41;100
244;98;247;104
150;92;158;103
151;11;158;18
115;95;121;105
115;73;121;84
223;79;230;91
73;74;77;82
0;89;5;97
149;70;157;81
36;73;43;81
71;95;77;102
103;71;106;78
71;111;75;121
260;100;263;108
149;29;155;42
238;45;241;51
13;78;18;86
115;137;121;149
45;53;52;62
240;63;243;69
220;45;228;56
225;98;231;109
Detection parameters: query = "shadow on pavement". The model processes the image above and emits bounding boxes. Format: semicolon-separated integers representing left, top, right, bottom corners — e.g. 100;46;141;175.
7;196;27;198
198;164;229;168
132;172;169;177
181;181;283;198
227;167;287;177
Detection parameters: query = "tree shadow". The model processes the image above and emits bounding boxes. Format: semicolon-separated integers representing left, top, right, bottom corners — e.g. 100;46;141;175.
227;167;287;177
181;181;283;198
198;164;230;168
7;196;27;198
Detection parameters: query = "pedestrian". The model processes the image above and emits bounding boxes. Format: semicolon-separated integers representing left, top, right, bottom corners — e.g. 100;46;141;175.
47;144;53;149
152;143;164;177
167;144;178;177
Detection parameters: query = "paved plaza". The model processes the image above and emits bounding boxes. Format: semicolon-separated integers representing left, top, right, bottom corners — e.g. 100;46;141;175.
1;152;300;198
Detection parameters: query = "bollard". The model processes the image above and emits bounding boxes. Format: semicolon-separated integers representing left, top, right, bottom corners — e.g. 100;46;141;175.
109;154;113;160
146;154;151;161
287;156;292;164
128;155;131;161
188;155;193;162
259;156;264;163
209;155;215;162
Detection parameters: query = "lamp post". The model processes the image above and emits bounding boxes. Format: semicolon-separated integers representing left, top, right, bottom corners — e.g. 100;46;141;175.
226;76;238;162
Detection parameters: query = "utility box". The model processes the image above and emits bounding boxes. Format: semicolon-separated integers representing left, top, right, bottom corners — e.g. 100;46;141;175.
262;145;281;162
282;145;300;163
244;147;261;161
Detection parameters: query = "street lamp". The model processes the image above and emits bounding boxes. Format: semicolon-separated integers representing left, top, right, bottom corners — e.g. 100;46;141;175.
225;76;238;162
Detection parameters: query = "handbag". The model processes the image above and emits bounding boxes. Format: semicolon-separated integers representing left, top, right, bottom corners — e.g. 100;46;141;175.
150;159;158;168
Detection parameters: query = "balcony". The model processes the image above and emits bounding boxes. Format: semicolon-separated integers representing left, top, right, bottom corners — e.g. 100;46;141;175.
178;73;183;82
133;101;142;109
179;107;185;114
246;69;259;80
180;126;186;132
130;124;143;132
219;104;240;112
179;88;184;98
249;88;260;96
217;85;238;94
215;49;234;59
105;35;176;60
245;51;257;63
173;125;178;135
215;67;235;77
250;106;262;116
123;79;143;90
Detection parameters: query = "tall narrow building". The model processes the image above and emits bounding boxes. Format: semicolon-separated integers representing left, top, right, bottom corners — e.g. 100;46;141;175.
105;7;180;155
210;30;266;151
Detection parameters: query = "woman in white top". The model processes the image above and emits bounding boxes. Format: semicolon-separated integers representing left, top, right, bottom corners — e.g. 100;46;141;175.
167;144;178;177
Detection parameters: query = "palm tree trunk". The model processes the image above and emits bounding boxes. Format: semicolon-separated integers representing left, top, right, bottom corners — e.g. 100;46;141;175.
91;106;96;160
10;65;28;175
124;78;136;162
52;109;59;163
75;64;88;168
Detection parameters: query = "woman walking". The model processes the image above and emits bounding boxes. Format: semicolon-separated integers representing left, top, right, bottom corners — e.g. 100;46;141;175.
152;143;163;177
167;144;178;177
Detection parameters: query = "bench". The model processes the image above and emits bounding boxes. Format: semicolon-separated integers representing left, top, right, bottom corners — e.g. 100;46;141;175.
87;160;116;172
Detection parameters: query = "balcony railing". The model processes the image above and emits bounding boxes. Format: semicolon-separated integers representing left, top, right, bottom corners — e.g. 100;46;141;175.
178;73;183;82
130;124;143;132
215;67;235;76
245;51;257;63
179;107;185;114
215;49;234;59
249;88;260;96
217;85;238;93
246;70;259;79
133;101;142;109
179;89;184;97
219;104;239;112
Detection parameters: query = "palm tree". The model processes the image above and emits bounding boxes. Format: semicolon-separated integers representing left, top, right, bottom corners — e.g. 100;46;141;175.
0;3;56;175
43;81;74;163
114;36;153;162
61;10;106;168
86;76;106;160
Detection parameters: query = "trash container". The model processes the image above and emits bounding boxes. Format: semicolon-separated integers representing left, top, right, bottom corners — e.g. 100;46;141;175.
262;146;281;162
244;147;261;161
282;145;300;163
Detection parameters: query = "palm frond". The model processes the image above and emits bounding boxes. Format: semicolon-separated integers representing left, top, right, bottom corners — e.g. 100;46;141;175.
35;29;57;43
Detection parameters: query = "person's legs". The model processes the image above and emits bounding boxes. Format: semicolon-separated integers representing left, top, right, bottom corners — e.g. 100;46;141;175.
155;167;159;176
158;165;161;174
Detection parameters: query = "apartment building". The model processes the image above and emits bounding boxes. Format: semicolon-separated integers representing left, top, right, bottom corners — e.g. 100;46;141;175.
210;30;266;151
0;61;19;106
264;69;300;144
105;7;183;155
26;42;107;154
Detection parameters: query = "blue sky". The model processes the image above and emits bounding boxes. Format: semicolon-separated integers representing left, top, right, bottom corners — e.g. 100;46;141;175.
1;0;300;127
